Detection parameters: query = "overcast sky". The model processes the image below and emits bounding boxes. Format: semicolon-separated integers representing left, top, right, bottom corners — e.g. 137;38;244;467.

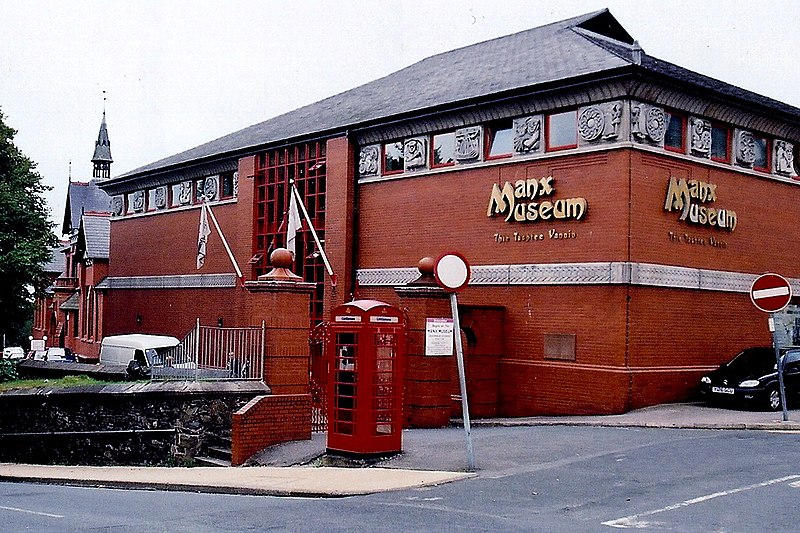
2;0;798;231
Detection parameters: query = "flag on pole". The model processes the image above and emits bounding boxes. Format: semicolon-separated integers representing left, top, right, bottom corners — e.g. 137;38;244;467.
286;189;302;258
197;202;211;269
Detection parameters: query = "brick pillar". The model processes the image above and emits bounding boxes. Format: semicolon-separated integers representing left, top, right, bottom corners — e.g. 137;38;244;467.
394;259;455;428
241;249;316;395
323;136;356;318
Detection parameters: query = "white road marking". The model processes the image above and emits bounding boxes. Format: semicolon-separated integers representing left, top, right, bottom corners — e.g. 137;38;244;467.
602;474;800;529
0;505;64;518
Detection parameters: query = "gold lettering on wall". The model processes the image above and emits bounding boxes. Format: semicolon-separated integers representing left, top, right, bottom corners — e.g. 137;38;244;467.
664;177;737;231
487;177;587;223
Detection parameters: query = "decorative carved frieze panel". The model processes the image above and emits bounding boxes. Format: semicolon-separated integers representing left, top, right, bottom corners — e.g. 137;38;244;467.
631;102;665;146
735;129;756;167
403;137;428;171
774;140;796;176
130;190;145;213
358;145;381;177
454;126;483;163
689;117;712;158
154;186;167;209
578;102;623;146
178;181;193;205
203;176;219;201
111;196;124;217
232;172;239;198
513;115;543;155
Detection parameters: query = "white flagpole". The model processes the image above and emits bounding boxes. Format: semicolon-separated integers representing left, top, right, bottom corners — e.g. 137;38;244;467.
290;183;334;277
203;199;243;279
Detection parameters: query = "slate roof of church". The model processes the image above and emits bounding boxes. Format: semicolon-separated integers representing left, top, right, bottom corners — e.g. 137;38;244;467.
63;179;112;235
111;8;800;183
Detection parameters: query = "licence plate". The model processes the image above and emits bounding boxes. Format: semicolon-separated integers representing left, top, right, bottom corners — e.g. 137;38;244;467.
712;386;735;395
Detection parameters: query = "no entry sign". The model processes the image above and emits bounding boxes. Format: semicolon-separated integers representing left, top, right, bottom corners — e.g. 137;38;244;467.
750;273;793;313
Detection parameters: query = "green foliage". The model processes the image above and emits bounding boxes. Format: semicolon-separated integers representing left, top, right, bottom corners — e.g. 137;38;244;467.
0;108;57;345
0;359;18;382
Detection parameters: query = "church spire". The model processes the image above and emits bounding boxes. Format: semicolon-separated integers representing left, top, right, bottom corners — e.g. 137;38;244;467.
91;106;113;180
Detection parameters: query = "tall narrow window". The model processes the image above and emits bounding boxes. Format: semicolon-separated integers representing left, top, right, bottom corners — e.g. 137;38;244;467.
664;112;685;152
486;121;513;159
753;136;770;172
546;111;577;151
431;132;455;167
383;142;404;174
711;124;730;162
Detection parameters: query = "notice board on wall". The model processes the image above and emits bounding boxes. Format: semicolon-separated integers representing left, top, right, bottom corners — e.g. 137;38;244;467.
425;318;454;356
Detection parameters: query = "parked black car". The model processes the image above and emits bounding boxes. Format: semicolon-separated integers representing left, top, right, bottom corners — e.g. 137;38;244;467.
699;347;800;411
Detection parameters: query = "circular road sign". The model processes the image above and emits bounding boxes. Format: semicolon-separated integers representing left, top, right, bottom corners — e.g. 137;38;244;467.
750;273;793;313
434;252;471;293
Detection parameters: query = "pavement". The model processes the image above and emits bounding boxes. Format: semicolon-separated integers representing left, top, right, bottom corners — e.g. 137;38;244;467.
1;402;799;497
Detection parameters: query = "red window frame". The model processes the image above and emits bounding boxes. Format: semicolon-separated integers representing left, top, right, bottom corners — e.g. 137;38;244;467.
710;124;730;163
546;111;578;152
664;111;686;153
753;136;771;173
430;132;456;168
485;121;513;160
220;172;236;200
382;141;404;175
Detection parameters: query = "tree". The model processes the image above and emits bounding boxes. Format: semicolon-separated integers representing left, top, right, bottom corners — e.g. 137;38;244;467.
0;109;57;346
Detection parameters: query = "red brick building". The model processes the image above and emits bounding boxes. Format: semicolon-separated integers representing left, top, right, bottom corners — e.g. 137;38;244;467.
98;10;800;416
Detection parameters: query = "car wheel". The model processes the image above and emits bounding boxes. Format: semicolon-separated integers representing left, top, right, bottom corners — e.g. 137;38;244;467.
766;387;782;411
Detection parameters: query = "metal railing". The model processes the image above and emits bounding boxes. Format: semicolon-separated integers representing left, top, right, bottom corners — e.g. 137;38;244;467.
151;319;265;381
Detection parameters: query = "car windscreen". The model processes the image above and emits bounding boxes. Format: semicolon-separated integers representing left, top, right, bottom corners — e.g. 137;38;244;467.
726;349;774;374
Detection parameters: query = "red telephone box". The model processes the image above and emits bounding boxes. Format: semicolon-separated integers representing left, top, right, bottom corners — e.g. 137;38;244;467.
326;300;405;456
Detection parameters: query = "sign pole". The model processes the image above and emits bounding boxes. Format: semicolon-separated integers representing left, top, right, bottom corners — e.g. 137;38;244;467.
769;313;789;422
450;292;475;471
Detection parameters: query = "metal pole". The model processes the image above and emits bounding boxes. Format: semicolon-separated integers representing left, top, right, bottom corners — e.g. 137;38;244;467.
769;313;789;422
204;200;244;279
450;292;475;471
290;183;334;277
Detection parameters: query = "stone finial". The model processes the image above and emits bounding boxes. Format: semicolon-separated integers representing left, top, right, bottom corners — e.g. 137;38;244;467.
409;256;437;286
258;248;302;281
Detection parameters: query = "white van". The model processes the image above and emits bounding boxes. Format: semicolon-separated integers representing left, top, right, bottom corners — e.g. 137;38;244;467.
99;334;181;369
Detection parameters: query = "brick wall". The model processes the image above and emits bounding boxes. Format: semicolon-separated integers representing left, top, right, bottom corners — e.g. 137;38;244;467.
231;394;312;466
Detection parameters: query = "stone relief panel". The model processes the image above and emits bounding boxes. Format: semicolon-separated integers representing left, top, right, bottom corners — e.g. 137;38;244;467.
512;115;543;155
111;195;124;217
630;102;666;146
233;172;239;198
154;186;167;209
358;145;381;177
689;117;712;158
774;140;796;177
130;190;145;213
454;126;483;163
203;175;219;201
178;181;193;205
403;137;428;171
578;102;623;146
734;129;756;168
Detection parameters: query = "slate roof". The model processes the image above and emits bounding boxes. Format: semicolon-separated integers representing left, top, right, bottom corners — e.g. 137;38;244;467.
63;179;112;235
60;292;80;311
78;214;110;260
110;9;800;183
43;245;66;274
92;112;113;163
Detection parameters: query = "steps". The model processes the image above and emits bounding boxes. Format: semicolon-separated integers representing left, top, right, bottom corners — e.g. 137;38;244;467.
194;433;232;467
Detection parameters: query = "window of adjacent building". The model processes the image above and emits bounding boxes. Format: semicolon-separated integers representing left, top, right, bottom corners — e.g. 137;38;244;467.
711;124;730;162
486;121;513;159
753;136;770;171
383;142;404;174
546;111;577;151
221;172;235;199
543;333;576;361
431;132;456;167
664;112;685;152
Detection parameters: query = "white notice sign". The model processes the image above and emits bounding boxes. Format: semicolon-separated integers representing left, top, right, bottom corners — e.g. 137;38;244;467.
425;318;454;356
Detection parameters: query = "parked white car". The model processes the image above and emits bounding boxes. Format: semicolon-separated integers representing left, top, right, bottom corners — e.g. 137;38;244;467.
2;346;25;360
